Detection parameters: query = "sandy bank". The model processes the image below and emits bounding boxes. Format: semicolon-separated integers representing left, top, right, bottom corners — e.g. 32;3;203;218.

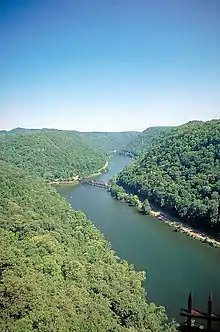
86;160;109;178
49;160;109;185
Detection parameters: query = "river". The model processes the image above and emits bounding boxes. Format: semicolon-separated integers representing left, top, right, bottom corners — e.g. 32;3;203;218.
57;155;220;324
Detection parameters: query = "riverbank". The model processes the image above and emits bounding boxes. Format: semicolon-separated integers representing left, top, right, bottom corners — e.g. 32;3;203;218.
57;154;220;324
49;160;109;185
86;160;109;178
108;183;220;249
150;206;220;249
50;179;78;185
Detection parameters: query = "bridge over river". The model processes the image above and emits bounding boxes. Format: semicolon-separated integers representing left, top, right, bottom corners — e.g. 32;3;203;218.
57;155;220;330
79;178;107;188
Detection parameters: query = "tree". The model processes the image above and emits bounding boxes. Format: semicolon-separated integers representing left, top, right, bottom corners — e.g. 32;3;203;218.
0;131;106;181
142;199;151;215
117;120;220;234
0;161;176;331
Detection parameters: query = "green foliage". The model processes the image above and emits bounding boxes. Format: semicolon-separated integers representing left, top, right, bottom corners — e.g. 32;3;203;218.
78;131;140;152
108;183;142;209
1;127;140;153
0;161;176;331
0;132;106;181
142;199;151;215
118;120;220;232
109;183;127;201
125;126;174;155
129;195;140;207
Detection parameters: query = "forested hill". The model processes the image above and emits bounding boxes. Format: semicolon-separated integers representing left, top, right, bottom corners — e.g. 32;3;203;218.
78;131;140;152
0;132;106;181
0;128;140;153
118;120;220;233
0;161;176;331
124;126;174;155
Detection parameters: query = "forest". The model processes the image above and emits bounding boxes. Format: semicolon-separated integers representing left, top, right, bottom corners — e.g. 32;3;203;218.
124;126;174;155
117;120;220;233
0;131;106;181
0;128;139;153
0;161;176;332
78;131;140;152
1;120;219;330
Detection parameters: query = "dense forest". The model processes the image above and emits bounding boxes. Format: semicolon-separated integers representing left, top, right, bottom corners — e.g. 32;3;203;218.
78;131;140;152
0;128;139;153
108;178;151;214
124;126;174;155
117;120;220;233
0;132;106;181
0;161;176;331
1;120;219;330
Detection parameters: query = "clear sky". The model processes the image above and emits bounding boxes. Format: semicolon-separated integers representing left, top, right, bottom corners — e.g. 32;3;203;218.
1;0;220;132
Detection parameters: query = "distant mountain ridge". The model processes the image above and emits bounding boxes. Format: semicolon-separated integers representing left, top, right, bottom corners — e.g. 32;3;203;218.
2;121;217;156
124;126;174;155
0;131;106;181
0;127;140;153
0;127;66;134
77;131;140;152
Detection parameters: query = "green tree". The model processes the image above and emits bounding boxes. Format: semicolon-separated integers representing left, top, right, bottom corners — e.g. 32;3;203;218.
0;161;177;331
142;199;151;214
117;120;220;234
0;131;106;181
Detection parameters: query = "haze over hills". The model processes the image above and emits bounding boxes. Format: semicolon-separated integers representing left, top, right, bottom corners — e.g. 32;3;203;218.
1;121;218;157
78;131;140;152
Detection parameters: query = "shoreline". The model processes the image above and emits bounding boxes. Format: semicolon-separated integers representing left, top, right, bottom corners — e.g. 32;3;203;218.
108;184;220;249
50;180;78;185
49;160;109;185
85;160;109;178
149;206;220;248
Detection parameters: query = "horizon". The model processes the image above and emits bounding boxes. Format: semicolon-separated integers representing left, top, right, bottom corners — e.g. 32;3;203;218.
1;116;219;132
1;1;220;131
1;118;219;134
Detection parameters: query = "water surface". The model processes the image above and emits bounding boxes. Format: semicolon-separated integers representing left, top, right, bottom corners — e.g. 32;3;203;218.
57;155;220;322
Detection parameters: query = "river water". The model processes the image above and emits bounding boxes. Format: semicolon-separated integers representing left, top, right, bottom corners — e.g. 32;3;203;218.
57;155;220;323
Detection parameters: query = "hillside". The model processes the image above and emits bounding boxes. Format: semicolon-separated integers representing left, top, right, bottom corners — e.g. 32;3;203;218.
124;127;174;155
1;128;140;153
0;161;176;332
0;132;106;181
117;120;220;233
1;127;59;134
73;131;140;152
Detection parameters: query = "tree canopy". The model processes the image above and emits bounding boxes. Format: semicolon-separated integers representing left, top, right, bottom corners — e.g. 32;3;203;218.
0;161;176;331
117;120;220;233
0;128;140;153
77;131;140;152
0;132;106;181
124;126;174;155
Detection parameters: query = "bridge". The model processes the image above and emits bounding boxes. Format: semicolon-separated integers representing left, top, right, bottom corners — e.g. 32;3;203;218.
117;149;136;158
79;178;107;188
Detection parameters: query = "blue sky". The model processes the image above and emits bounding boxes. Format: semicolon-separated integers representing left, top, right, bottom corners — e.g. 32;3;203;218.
1;0;219;131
